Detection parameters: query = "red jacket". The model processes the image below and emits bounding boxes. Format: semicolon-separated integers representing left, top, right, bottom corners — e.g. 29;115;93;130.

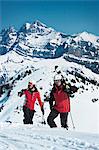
21;89;43;110
50;86;70;113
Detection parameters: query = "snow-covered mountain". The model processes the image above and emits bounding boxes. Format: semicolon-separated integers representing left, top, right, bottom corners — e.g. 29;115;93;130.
0;20;99;74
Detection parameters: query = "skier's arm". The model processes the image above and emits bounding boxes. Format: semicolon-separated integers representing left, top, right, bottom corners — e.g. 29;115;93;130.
64;83;78;95
37;92;44;114
18;89;26;97
49;91;54;110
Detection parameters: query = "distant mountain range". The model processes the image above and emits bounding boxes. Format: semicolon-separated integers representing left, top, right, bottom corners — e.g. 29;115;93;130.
0;20;99;74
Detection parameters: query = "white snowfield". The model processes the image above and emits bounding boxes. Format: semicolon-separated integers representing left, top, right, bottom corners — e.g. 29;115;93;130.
0;123;99;150
74;31;99;46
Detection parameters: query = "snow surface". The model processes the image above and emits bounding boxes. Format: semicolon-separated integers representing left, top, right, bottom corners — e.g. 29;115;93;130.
0;123;99;150
74;32;99;46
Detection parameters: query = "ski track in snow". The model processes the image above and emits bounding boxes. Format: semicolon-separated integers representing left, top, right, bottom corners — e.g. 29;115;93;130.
0;124;99;150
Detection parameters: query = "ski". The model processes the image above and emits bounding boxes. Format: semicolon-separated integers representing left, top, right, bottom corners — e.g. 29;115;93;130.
92;98;98;103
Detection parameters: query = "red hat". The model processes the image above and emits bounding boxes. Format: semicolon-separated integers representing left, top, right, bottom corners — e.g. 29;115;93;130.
28;81;35;86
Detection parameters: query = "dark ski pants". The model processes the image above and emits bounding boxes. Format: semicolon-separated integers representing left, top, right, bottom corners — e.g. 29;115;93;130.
47;109;68;128
23;106;35;124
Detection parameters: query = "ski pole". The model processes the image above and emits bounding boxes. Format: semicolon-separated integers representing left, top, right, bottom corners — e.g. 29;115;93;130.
42;113;46;124
41;103;46;124
70;112;75;129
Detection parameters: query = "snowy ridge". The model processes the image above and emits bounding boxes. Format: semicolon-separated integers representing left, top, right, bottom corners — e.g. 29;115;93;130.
0;50;99;86
0;20;99;61
74;31;99;46
0;51;34;81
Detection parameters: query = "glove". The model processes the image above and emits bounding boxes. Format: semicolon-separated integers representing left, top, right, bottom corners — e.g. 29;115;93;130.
18;89;26;97
41;105;44;115
71;86;78;93
18;92;23;97
50;105;53;110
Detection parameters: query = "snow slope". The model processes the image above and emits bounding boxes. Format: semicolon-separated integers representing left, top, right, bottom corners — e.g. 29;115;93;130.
74;31;99;46
0;123;99;150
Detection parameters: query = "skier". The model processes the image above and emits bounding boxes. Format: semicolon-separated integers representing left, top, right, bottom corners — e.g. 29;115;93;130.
47;74;78;129
18;81;44;124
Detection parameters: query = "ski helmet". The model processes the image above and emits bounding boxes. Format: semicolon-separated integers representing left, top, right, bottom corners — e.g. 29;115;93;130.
54;74;62;81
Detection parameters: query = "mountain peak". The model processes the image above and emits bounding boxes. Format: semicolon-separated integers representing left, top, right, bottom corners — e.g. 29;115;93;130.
5;26;15;32
33;20;47;28
20;22;31;31
74;31;98;45
24;23;31;30
79;31;90;36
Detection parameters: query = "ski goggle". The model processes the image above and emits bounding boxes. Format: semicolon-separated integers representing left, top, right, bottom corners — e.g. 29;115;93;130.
54;80;61;83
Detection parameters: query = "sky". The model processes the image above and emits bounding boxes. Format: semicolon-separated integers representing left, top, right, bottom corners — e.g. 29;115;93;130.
0;0;99;35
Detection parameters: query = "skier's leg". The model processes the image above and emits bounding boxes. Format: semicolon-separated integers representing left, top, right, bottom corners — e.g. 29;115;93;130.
23;106;31;124
47;109;59;128
29;110;35;124
60;112;68;129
